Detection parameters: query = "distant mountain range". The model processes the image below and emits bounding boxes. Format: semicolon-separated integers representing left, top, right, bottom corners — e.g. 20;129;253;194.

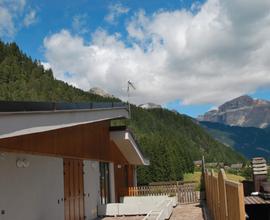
198;95;270;159
198;95;270;128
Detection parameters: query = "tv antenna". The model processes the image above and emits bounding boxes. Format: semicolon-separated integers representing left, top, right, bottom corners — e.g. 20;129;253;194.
127;80;136;118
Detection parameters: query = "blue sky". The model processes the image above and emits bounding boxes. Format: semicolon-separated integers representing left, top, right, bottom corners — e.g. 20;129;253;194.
7;0;201;60
1;0;270;117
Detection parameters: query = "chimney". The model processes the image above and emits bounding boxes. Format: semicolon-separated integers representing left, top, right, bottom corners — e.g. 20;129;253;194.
252;157;268;192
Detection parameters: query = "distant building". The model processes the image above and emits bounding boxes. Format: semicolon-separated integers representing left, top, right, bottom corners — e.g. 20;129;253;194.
224;165;230;170
194;160;202;167
218;162;224;168
206;162;218;168
139;103;162;109
230;163;243;169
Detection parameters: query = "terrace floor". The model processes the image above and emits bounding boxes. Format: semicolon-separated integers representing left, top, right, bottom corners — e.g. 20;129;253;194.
99;203;206;220
100;216;144;220
170;203;205;220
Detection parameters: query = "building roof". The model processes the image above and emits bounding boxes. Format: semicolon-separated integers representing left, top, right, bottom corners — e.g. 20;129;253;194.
0;100;126;112
110;126;150;166
230;163;243;169
0;101;149;166
245;196;270;205
0;101;129;139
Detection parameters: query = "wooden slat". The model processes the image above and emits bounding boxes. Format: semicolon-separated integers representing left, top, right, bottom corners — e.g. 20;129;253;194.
74;160;79;219
204;169;245;220
79;161;84;220
124;182;198;204
64;161;70;220
0;121;128;165
69;160;75;220
64;158;85;220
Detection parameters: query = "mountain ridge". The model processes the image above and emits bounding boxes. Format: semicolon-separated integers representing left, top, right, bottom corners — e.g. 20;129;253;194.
198;95;270;128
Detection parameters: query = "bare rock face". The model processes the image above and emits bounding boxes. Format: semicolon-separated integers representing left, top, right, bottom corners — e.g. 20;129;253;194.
198;95;270;128
139;103;162;109
89;87;114;98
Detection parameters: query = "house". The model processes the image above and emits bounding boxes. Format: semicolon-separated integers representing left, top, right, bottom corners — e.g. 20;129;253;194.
193;160;202;167
230;163;243;169
0;101;149;220
205;162;218;168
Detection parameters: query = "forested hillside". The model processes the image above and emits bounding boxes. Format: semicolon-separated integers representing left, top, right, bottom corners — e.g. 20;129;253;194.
201;121;270;160
129;107;245;184
0;41;245;185
0;41;116;102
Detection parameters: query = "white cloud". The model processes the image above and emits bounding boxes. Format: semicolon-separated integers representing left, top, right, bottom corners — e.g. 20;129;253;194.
105;3;129;24
0;6;15;37
0;0;26;13
72;14;89;34
41;62;51;70
0;0;36;38
44;0;270;106
23;9;37;27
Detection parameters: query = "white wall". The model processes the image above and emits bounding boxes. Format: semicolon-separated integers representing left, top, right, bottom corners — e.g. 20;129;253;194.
0;153;64;220
84;160;100;220
109;163;116;203
84;161;116;220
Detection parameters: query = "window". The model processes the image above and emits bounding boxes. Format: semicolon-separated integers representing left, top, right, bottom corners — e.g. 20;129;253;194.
99;162;110;204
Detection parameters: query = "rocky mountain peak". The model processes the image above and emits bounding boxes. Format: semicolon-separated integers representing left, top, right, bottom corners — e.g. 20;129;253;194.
218;95;255;112
198;95;270;128
89;87;114;98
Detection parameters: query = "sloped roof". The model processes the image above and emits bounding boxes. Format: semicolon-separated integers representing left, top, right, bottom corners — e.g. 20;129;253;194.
110;126;150;166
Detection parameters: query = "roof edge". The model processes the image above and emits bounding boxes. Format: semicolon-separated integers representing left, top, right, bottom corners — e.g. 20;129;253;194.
110;129;150;166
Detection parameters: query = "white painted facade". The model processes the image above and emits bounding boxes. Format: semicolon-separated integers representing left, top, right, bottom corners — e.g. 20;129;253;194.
109;162;116;203
0;153;64;220
0;153;117;220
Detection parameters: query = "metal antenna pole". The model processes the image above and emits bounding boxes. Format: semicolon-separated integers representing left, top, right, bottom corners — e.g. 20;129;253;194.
127;81;131;118
127;80;136;119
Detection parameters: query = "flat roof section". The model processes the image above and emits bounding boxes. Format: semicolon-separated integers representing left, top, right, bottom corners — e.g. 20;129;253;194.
0;101;126;112
0;101;129;139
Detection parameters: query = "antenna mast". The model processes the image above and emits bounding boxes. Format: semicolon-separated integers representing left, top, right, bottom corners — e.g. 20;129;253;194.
127;80;136;118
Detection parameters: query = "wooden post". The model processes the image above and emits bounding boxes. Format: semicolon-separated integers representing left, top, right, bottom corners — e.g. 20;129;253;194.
211;169;218;220
218;169;228;220
225;181;245;220
204;168;245;220
237;183;246;220
212;172;220;220
207;170;211;212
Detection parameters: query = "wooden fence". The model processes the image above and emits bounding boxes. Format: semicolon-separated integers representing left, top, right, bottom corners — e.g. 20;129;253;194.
178;182;198;204
128;185;177;196
204;169;245;220
125;182;198;204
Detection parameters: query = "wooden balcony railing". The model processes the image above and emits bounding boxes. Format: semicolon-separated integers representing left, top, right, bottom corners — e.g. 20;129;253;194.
120;181;199;204
127;185;178;196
